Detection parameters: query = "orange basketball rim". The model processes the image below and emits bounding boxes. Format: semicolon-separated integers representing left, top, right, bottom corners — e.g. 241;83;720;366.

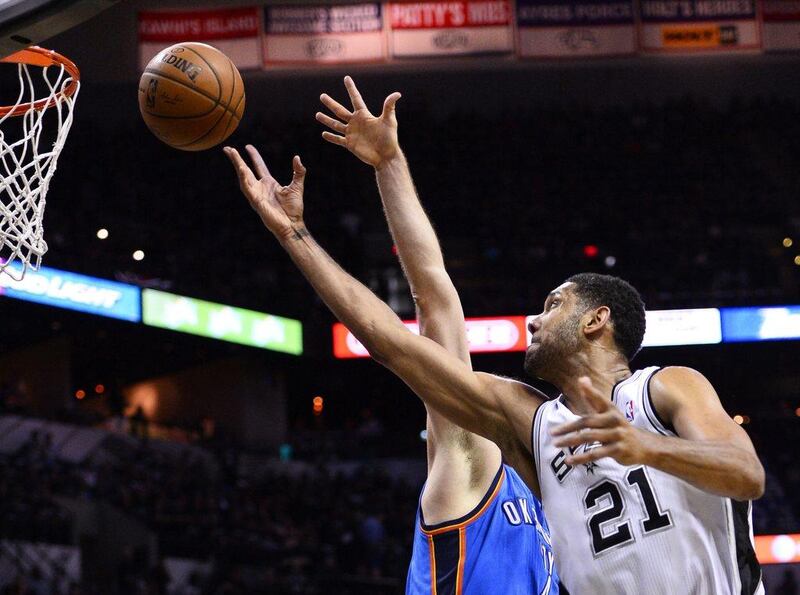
0;46;80;116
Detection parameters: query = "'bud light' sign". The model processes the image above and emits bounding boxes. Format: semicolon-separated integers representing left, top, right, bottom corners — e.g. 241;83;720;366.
0;265;141;322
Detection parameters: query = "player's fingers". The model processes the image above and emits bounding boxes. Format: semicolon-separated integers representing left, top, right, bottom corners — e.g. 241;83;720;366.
381;92;402;120
550;418;588;436
224;147;255;186
565;445;614;466
315;112;346;134
320;94;353;121
551;411;616;436
292;155;306;186
578;376;612;413
321;131;347;147
343;76;368;111
552;428;619;449
245;144;272;180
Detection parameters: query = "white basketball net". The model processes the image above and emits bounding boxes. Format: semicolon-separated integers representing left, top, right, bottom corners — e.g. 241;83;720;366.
0;59;79;281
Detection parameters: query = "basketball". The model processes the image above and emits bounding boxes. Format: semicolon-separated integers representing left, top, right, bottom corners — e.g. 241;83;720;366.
138;42;245;152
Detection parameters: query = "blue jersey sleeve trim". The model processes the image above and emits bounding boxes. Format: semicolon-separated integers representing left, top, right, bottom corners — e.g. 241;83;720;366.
420;464;505;534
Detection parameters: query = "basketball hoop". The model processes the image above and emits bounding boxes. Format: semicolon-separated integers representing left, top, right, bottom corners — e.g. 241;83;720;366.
0;46;79;281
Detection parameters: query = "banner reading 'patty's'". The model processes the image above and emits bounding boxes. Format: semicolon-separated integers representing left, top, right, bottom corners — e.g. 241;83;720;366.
762;0;800;51
516;0;636;57
388;0;514;57
139;8;262;70
263;4;385;64
638;0;760;52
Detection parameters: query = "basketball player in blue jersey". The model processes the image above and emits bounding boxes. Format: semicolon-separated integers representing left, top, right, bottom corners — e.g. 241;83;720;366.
313;77;557;594
225;79;764;594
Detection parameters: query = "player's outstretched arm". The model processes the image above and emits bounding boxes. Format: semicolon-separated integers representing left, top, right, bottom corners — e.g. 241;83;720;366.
317;78;506;516
551;370;765;501
223;145;542;458
317;77;468;359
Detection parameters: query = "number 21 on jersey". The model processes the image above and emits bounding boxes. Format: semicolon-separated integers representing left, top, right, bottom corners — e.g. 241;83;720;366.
584;466;674;556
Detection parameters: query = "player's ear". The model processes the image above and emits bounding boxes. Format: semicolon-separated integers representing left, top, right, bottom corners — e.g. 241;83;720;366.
583;306;611;337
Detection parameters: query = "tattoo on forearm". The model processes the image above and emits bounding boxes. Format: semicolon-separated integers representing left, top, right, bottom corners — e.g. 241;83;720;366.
292;227;310;241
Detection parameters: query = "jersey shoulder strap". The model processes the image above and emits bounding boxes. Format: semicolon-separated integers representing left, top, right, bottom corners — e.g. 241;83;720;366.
616;366;678;437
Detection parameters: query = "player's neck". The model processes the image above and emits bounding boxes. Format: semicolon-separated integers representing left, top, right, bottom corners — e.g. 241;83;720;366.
557;352;631;415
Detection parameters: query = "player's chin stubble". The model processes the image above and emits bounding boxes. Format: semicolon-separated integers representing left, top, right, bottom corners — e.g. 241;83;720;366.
523;316;581;381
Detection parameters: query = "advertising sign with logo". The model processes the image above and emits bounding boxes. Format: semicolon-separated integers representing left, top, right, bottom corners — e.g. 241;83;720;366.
721;305;800;342
529;307;721;348
638;0;760;52
333;316;527;358
263;4;385;64
641;308;721;346
0;266;141;322
388;0;514;57
517;0;636;58
143;289;303;354
762;0;800;51
754;534;800;564
139;7;263;70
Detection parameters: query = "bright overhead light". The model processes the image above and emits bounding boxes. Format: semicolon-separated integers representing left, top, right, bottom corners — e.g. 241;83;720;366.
133;250;145;261
96;228;109;240
783;237;793;248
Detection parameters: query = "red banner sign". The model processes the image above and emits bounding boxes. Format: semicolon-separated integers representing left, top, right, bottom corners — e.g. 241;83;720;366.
138;8;263;70
333;316;528;358
139;8;260;42
389;1;511;28
754;534;800;564
762;0;800;51
388;0;514;56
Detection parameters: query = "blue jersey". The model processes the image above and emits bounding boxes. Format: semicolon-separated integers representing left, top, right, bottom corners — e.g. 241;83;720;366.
407;464;558;595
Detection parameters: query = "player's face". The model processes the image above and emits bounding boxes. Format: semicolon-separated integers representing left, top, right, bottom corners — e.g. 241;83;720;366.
523;282;582;380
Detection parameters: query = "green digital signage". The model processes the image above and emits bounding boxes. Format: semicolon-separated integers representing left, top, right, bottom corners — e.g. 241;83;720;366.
142;289;303;355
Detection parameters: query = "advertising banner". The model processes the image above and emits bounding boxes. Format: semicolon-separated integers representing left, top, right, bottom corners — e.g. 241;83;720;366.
720;305;800;342
263;4;385;64
0;266;141;322
754;534;800;564
762;0;800;51
143;289;303;354
638;0;760;52
388;0;514;57
517;0;636;58
139;7;263;70
333;316;527;358
641;308;721;346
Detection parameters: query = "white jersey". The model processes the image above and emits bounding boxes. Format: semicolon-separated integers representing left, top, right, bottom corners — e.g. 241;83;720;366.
532;367;764;595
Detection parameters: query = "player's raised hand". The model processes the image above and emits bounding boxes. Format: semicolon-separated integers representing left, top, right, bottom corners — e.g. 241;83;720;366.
316;75;402;169
224;144;307;240
550;376;652;467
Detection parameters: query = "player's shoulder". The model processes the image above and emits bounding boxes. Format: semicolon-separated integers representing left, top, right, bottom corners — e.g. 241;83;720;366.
647;366;722;426
648;366;716;400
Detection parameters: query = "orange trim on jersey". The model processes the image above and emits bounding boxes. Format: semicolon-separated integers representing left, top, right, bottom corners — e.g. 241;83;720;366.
428;534;437;595
421;467;507;536
455;527;467;594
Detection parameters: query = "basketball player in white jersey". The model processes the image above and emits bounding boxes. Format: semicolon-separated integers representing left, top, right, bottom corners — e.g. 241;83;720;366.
224;89;764;594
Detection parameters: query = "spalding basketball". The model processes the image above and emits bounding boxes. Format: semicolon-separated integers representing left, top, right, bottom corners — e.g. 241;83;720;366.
138;42;245;151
